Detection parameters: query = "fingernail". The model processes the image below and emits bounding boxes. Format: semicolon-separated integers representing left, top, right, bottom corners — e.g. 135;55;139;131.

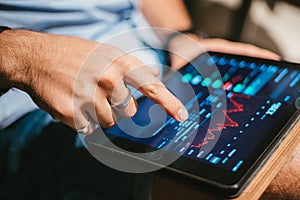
178;107;189;121
152;68;160;76
272;54;281;61
275;55;281;61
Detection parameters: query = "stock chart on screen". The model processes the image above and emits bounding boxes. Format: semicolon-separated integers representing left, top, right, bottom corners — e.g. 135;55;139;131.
107;54;300;173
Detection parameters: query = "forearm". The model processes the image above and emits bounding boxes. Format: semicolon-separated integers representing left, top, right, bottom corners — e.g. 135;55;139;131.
0;29;85;91
139;0;193;41
0;30;45;129
140;0;192;30
0;29;44;90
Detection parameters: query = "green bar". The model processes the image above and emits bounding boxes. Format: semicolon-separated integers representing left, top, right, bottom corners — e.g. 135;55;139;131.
223;73;230;82
222;157;229;164
233;84;245;93
212;79;223;89
182;73;193;83
211;71;220;80
201;77;212;87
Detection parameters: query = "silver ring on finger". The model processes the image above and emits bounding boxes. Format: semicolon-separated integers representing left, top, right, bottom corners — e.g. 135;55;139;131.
76;120;95;135
111;87;132;110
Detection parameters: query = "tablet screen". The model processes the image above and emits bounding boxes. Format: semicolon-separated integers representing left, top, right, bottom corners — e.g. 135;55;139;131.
106;52;300;178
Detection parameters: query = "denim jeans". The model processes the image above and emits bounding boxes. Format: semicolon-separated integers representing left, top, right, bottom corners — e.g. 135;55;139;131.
0;109;53;173
0;109;136;200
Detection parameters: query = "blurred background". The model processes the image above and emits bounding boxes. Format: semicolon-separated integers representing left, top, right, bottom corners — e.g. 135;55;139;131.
185;0;300;63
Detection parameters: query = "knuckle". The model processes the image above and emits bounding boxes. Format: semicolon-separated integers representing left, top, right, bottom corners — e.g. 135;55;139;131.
60;104;74;119
50;113;60;121
48;104;74;122
99;73;117;90
128;105;137;118
54;106;75;126
143;83;162;97
128;109;137;118
52;112;72;125
63;110;74;120
116;55;138;71
100;119;115;128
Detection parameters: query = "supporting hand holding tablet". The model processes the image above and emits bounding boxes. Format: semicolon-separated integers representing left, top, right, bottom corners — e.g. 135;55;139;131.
167;35;281;69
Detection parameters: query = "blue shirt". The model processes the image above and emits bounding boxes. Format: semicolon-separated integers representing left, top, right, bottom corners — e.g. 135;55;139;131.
0;0;162;129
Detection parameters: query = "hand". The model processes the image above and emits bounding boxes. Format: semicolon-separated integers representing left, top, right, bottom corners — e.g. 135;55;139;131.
168;34;281;69
0;30;188;133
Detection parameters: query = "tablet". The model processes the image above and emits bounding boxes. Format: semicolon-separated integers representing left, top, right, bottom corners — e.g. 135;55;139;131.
86;52;300;198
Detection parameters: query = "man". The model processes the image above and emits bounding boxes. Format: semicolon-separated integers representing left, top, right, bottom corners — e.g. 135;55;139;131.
0;0;278;132
0;0;292;199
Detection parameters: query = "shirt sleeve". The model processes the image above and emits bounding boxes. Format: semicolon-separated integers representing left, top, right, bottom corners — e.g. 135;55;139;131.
0;88;38;130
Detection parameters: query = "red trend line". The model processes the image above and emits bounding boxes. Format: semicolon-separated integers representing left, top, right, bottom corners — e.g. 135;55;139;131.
191;93;251;149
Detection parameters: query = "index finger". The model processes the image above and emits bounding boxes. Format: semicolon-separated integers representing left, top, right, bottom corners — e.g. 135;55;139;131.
124;66;188;122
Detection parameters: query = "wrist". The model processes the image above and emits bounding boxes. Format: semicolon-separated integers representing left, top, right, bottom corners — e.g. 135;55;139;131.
164;28;208;51
163;29;209;69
